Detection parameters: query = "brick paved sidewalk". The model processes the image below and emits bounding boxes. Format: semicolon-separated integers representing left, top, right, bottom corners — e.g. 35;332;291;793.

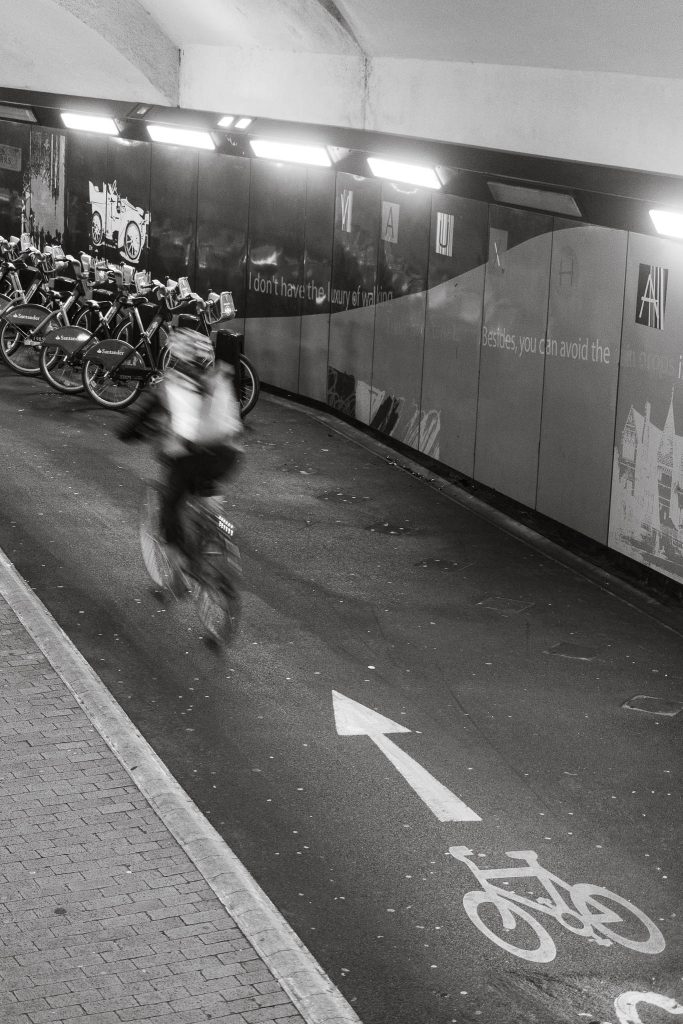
0;565;358;1024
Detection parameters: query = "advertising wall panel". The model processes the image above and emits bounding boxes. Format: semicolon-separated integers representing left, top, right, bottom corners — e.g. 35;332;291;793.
420;194;488;470
609;233;683;584
536;223;627;542
244;161;306;391
0;122;29;240
27;127;65;252
327;173;381;422
299;167;335;402
370;182;430;444
196;152;249;305
104;138;151;271
474;206;553;507
149;144;198;282
65;133;108;260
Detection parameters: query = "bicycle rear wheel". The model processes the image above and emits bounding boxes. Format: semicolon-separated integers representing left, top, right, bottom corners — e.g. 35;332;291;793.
40;344;84;393
238;354;260;418
139;484;178;590
0;322;42;376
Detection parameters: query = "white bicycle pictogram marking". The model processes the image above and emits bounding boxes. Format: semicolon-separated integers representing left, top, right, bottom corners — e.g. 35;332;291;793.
449;846;666;963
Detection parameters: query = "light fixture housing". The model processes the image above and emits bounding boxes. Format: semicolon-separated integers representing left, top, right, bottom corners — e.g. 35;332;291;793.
649;209;683;239
367;157;441;190
249;138;331;167
217;115;235;128
61;112;120;135
487;181;581;217
0;104;37;124
147;124;215;150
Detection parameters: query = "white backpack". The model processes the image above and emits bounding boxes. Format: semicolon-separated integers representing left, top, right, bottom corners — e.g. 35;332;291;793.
165;366;242;447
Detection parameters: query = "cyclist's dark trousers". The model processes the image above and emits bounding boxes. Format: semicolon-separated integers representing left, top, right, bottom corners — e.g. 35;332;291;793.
160;444;238;554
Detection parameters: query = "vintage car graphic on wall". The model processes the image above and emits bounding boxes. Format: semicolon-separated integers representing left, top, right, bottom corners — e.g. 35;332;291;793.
88;181;149;263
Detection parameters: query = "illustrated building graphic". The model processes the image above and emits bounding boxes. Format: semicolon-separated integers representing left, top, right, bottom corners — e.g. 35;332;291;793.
610;384;683;578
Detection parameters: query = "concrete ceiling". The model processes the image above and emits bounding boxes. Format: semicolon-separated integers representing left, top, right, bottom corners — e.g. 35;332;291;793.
2;0;683;177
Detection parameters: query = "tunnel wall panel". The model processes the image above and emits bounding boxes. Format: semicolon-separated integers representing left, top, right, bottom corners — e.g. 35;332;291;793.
244;161;306;391
327;173;380;423
149;144;198;284
474;206;553;508
196;151;250;308
536;223;627;543
298;167;335;403
420;194;488;471
608;233;683;585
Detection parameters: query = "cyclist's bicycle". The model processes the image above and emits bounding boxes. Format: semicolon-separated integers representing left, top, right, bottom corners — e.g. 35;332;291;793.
449;846;666;963
139;482;242;648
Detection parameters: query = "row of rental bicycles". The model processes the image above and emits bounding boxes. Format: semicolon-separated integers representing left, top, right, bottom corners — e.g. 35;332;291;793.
0;235;260;648
0;235;260;416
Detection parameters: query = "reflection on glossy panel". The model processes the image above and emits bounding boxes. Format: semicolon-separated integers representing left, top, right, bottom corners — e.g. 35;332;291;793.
475;206;553;507
537;222;627;543
196;152;250;303
328;173;381;423
609;233;683;584
421;195;488;471
370;182;430;444
150;144;198;282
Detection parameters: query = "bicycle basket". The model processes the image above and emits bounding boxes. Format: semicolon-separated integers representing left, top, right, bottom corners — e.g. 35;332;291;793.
134;269;152;294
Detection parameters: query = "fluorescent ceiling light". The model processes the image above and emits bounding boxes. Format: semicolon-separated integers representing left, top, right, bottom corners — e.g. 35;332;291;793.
0;104;36;124
649;209;683;239
249;139;331;166
147;124;215;150
367;157;441;189
217;115;234;128
234;117;252;130
488;181;581;217
61;112;119;135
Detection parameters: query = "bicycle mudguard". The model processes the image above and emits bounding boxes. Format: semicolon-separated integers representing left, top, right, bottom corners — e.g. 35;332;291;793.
1;303;50;328
42;324;93;356
86;338;145;372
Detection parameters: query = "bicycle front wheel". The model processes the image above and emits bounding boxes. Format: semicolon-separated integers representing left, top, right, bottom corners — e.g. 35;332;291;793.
40;344;85;393
0;322;42;376
570;884;666;954
461;891;556;963
238;354;260;418
82;345;144;409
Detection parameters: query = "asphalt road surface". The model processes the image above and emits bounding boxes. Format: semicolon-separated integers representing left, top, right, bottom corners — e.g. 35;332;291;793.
1;368;681;1024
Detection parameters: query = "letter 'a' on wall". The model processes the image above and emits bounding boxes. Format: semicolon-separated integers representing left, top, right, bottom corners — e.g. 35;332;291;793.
298;166;335;403
369;181;430;446
474;205;553;508
420;194;489;472
328;173;381;423
245;160;306;392
609;233;683;586
536;222;627;543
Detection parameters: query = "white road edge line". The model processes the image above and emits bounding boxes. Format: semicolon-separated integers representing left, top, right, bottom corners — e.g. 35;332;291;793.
0;547;361;1024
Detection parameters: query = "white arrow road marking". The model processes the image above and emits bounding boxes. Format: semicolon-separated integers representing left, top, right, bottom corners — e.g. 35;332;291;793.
332;691;481;822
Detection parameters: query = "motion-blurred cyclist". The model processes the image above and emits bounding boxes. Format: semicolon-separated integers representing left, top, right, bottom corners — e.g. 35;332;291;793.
117;327;243;580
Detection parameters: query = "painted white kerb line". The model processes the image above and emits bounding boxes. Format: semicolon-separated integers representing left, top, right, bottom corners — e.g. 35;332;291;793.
0;549;361;1024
